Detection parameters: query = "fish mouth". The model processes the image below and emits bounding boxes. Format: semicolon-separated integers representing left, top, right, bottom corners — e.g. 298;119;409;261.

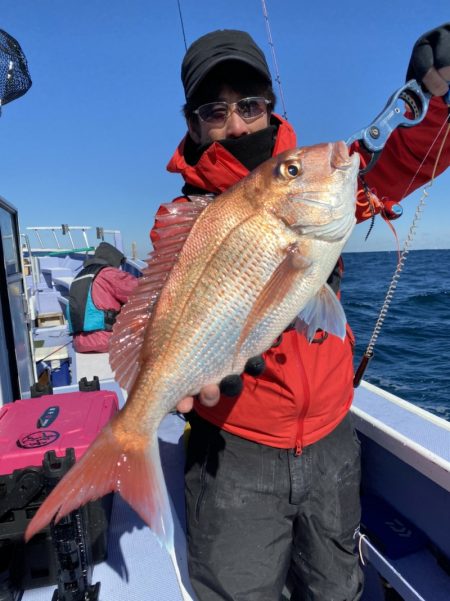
331;141;360;171
292;201;356;241
302;149;359;213
294;193;347;211
333;149;361;181
292;148;359;211
289;147;359;241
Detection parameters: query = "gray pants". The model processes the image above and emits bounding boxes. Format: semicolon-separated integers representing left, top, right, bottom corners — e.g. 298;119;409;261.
185;413;363;601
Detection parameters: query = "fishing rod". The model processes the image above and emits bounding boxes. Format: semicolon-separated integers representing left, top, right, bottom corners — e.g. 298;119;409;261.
176;0;188;51
261;0;288;120
176;0;289;120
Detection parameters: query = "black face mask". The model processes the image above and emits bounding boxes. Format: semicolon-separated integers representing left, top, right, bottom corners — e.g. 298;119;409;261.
184;123;278;171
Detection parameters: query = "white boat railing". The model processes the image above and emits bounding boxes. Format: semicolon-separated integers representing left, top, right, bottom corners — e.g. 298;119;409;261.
23;225;123;253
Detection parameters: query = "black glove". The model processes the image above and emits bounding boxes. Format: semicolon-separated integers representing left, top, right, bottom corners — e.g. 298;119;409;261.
219;355;266;397
406;23;450;91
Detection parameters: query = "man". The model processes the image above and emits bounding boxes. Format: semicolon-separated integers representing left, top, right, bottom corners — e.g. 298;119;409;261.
68;241;138;353
152;27;450;601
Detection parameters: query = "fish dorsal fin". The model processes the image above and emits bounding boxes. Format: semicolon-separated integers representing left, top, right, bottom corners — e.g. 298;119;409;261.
295;283;347;341
109;197;212;392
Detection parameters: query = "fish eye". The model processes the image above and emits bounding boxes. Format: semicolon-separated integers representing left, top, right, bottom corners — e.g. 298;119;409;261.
279;161;302;179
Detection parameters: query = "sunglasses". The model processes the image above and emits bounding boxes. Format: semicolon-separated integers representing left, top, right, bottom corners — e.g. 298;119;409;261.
193;96;271;126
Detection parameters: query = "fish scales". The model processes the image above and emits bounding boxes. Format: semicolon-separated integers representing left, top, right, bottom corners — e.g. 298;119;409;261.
157;214;294;385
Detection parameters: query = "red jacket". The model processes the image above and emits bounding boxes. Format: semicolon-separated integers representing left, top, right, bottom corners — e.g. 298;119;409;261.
73;268;138;353
157;101;449;451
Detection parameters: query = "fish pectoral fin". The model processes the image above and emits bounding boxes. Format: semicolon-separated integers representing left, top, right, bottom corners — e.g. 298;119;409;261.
295;283;347;341
24;419;173;552
237;244;312;351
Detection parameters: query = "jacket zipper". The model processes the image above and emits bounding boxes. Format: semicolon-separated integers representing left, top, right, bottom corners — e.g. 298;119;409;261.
294;335;311;456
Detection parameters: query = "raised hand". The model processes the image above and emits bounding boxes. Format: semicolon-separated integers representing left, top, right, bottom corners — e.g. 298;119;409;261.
407;23;450;98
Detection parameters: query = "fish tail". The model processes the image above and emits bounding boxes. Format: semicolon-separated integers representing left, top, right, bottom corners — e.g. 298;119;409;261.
24;417;174;550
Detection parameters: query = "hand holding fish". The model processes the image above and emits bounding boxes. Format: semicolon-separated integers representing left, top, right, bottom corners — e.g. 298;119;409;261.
176;354;267;411
176;383;220;411
407;23;450;98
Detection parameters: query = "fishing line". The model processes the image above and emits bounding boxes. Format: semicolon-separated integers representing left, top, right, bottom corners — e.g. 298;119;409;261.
261;0;288;120
399;113;450;201
354;111;450;387
176;0;188;51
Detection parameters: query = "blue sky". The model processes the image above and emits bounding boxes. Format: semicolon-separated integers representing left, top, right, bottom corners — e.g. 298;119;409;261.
1;1;449;258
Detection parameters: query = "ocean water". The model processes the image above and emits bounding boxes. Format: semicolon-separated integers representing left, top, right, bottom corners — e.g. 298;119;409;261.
341;249;450;421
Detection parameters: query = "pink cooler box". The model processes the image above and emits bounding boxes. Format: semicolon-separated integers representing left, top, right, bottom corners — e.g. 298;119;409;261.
0;390;119;591
0;389;119;473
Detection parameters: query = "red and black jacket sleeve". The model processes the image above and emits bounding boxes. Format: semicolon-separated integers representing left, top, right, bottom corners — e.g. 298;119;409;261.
353;97;450;223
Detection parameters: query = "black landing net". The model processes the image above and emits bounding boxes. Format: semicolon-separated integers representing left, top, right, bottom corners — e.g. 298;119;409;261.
0;29;32;109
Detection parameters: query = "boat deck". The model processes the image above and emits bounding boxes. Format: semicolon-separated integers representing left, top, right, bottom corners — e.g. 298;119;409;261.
75;351;114;383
